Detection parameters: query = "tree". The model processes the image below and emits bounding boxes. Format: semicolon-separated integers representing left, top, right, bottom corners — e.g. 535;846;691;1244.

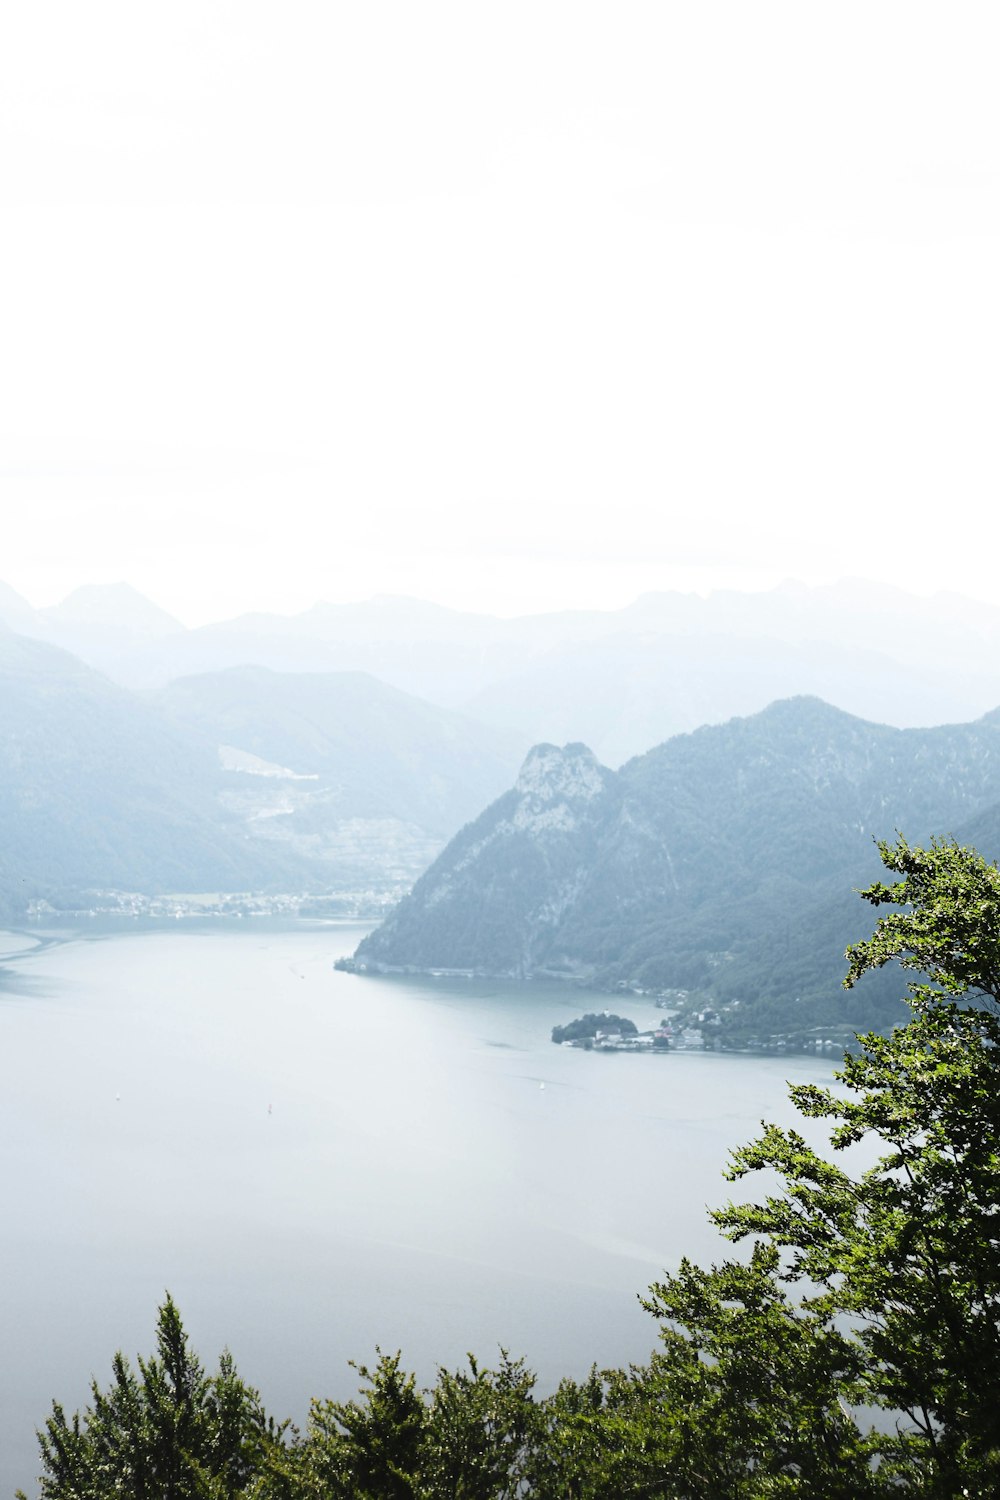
524;1245;878;1499
24;1297;285;1500
420;1352;541;1500
293;1351;425;1500
290;1348;541;1500
638;1245;881;1497
531;835;1000;1497
714;835;1000;1496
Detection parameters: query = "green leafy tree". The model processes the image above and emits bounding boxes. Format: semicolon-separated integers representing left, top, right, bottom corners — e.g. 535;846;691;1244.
527;1364;675;1500
420;1351;541;1500
638;1245;880;1498
525;1248;878;1499
531;835;1000;1497
23;1296;284;1500
715;835;1000;1496
290;1349;540;1500
291;1351;425;1499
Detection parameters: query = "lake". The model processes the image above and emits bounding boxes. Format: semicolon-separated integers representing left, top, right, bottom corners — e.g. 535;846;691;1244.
0;921;840;1495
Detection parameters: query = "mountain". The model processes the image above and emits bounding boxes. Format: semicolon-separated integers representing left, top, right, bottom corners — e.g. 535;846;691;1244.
152;667;528;886
87;593;572;697
0;580;37;631
352;697;1000;1040
0;581;187;684
0;632;527;916
40;582;183;638
462;629;995;767
0;626;300;914
13;577;1000;761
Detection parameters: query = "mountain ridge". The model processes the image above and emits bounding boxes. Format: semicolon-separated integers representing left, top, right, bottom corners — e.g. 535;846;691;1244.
6;577;1000;760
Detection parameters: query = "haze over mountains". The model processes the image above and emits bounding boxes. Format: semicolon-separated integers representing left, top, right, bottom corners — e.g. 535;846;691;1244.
0;622;526;917
4;577;1000;765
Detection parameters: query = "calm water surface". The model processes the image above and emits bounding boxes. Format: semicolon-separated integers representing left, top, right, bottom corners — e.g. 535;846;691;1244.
0;922;839;1494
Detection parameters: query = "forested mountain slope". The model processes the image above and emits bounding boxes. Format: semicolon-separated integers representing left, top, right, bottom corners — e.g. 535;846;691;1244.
354;697;1000;1037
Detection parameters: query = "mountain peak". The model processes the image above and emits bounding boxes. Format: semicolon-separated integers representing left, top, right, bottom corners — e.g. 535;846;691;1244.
43;583;183;638
0;579;36;622
515;742;607;803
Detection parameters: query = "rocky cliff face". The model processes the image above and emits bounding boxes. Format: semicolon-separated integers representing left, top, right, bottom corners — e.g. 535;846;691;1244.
353;697;1000;1030
355;742;620;976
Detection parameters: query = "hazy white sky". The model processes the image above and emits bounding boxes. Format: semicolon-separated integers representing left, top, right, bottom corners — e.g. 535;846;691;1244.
2;2;998;626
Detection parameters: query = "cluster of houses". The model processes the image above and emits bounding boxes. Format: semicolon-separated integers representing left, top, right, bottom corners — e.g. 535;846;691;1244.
560;1020;677;1052
591;1026;670;1052
553;1008;710;1052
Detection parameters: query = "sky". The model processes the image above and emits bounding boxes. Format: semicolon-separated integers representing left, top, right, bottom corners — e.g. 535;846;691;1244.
2;2;998;628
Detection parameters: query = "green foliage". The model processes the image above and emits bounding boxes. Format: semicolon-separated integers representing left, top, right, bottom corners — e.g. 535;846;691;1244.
844;832;1000;1000
715;835;1000;1495
636;1246;880;1497
24;1297;285;1499
277;1350;541;1500
420;1353;541;1500
538;836;1000;1496
292;1351;425;1499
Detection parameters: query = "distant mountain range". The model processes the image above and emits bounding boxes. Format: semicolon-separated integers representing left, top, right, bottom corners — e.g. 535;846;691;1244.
0;625;525;917
0;627;271;913
5;577;1000;763
7;573;1000;1028
352;697;1000;1040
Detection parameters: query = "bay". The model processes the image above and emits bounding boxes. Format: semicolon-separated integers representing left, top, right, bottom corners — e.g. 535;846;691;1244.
0;922;839;1495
